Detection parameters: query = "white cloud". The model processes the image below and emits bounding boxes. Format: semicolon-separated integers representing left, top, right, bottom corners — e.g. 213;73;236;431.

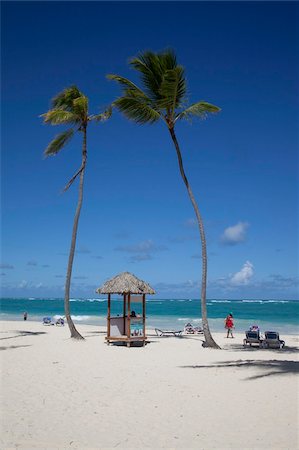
221;221;249;245
19;280;28;288
230;261;254;286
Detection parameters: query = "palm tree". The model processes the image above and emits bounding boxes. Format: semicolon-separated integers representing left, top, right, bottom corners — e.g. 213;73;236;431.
107;50;220;348
41;86;111;339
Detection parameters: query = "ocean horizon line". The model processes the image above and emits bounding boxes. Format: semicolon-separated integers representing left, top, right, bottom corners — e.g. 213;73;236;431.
1;297;298;302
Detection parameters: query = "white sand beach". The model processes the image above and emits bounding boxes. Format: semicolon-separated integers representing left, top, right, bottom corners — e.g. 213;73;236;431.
1;320;298;450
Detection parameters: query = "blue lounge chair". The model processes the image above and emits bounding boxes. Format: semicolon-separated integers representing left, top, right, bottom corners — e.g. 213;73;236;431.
43;316;52;326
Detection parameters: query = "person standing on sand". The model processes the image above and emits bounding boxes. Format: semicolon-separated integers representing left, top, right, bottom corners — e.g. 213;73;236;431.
23;312;27;321
225;313;234;338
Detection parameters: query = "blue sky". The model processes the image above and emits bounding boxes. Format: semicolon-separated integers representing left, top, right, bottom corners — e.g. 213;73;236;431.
1;1;298;299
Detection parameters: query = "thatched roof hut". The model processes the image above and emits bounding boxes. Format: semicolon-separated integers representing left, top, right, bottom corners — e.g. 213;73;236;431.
96;271;155;295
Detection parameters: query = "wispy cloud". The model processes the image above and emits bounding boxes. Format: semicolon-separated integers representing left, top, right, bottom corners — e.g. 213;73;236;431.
17;280;43;289
230;261;254;286
128;254;151;263
221;221;249;245
27;261;37;266
0;263;14;269
115;239;168;253
155;279;200;292
115;239;168;263
169;235;197;244
184;218;197;228
191;254;201;259
76;247;91;254
264;274;299;289
114;231;130;239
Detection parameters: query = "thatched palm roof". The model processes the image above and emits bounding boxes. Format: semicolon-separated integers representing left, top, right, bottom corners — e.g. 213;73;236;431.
96;271;155;295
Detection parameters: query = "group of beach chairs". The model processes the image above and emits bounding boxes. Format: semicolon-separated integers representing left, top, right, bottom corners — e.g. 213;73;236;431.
243;327;285;349
42;317;65;326
155;322;203;337
155;323;285;349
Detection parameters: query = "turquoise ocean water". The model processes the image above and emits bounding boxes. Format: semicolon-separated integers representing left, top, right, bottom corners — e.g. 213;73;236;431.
1;297;298;334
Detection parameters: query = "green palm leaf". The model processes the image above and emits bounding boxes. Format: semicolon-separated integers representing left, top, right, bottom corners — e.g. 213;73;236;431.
113;97;160;124
107;75;146;97
158;67;186;111
91;106;112;122
73;96;88;118
44;129;74;156
40;109;79;125
52;86;82;110
130;52;164;103
176;101;221;122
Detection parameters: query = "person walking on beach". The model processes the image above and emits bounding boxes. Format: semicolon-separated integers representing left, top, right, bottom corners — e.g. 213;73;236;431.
225;313;234;338
23;312;27;321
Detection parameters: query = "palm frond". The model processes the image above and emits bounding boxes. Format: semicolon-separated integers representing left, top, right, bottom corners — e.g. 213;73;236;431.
107;74;146;97
130;50;180;104
113;97;161;124
73;96;88;118
91;106;112;122
40;109;80;125
52;86;82;110
44;129;74;157
158;67;186;112
176;101;221;122
158;49;177;71
130;51;164;103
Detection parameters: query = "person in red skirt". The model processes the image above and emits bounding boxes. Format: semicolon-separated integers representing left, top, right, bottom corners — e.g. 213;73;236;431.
225;313;234;338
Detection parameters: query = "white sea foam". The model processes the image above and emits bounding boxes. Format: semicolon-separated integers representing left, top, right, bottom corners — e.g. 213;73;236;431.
86;298;106;302
211;300;231;303
71;315;92;321
241;300;264;303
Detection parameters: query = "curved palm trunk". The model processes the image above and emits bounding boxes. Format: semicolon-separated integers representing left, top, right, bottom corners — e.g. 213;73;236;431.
64;127;87;340
169;127;220;349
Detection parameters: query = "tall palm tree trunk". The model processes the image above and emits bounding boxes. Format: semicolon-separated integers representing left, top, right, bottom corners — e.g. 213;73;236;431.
169;127;219;349
64;127;87;340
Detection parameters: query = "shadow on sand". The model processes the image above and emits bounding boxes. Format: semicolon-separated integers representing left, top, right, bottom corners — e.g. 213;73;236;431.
0;344;32;351
0;330;47;341
180;359;299;380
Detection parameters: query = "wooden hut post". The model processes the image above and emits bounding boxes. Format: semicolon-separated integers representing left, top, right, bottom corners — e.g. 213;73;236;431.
142;294;146;337
107;293;111;339
123;294;126;334
127;293;131;336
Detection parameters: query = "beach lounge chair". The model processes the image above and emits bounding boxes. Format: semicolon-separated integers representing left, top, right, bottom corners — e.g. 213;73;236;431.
55;317;65;326
243;330;263;347
155;328;182;337
183;323;203;335
262;331;285;349
43;316;52;326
